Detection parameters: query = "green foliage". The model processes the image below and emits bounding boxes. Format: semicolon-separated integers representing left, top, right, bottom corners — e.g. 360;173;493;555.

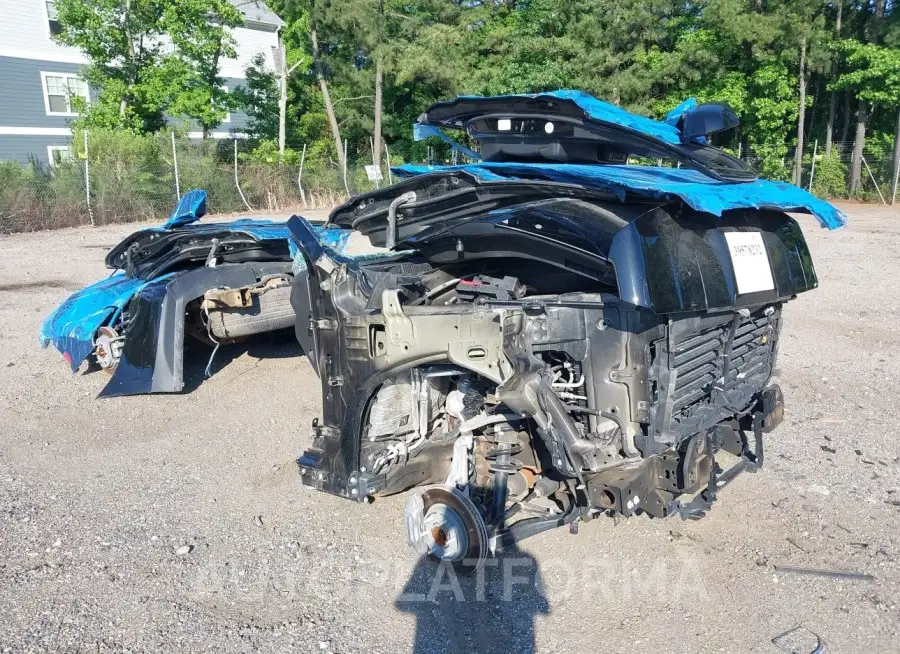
41;0;900;211
810;153;848;199
233;54;281;141
53;0;243;134
832;40;900;107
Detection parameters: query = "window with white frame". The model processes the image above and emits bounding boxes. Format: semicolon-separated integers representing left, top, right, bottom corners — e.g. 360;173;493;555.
45;0;61;35
41;72;89;116
47;145;73;167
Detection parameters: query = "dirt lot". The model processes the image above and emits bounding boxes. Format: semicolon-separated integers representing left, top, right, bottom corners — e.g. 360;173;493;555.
0;204;898;653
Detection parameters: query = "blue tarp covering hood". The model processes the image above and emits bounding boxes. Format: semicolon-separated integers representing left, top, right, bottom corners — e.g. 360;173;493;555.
393;162;846;230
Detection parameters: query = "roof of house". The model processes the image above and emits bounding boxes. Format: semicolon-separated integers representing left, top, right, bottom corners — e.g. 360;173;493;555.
228;0;285;28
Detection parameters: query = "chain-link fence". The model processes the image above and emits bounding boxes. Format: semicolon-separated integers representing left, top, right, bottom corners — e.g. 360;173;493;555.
1;131;897;234
0;131;398;234
741;140;899;205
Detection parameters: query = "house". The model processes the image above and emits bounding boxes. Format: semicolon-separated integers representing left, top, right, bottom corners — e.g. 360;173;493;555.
0;0;283;166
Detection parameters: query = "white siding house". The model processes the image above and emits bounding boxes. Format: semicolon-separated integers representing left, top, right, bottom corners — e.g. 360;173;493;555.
0;0;283;165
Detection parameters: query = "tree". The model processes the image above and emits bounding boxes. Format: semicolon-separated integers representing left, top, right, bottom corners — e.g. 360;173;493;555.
233;54;281;141
54;0;244;134
54;0;180;131
848;0;888;196
825;1;844;156
166;0;244;137
832;41;900;201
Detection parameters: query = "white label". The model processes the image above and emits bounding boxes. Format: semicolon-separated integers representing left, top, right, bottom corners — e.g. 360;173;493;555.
724;231;775;294
364;165;383;182
497;118;512;131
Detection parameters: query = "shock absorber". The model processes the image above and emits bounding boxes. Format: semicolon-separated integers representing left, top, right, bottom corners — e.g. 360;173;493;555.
486;423;523;527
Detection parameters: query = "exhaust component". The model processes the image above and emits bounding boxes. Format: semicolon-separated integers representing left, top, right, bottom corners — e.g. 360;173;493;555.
201;276;295;340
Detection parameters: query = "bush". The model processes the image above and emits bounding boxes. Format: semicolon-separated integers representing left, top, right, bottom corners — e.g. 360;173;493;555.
810;153;848;199
0;160;89;233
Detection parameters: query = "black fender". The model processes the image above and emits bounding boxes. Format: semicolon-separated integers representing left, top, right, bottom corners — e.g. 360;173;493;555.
99;261;293;397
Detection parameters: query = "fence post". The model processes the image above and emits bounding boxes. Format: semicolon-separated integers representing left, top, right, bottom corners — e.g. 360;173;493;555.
234;138;253;211
370;136;379;189
342;138;350;196
383;139;393;185
83;130;94;227
808;139;818;193
171;130;181;201
861;156;887;205
892;159;899;206
297;143;308;208
892;141;899;206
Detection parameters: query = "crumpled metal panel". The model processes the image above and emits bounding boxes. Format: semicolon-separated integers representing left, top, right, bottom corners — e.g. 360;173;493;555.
393;162;847;230
40;188;352;374
38;273;157;371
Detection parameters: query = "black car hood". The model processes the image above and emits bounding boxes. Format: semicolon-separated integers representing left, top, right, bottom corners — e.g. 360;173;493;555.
401;198;817;314
415;90;755;180
106;223;292;280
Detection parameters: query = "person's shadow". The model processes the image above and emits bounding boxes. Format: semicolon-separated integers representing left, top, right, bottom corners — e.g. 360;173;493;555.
395;541;550;653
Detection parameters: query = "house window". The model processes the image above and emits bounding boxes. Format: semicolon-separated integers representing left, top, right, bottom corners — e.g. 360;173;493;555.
47;146;73;167
45;0;61;35
41;72;89;116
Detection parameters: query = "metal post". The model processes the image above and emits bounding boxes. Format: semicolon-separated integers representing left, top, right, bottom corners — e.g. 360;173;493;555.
383;139;393;185
234;138;253;211
892;157;899;206
370;136;379;189
83;130;94;227
737;142;742;160
861;156;887;206
171;130;181;201
297;143;308;207
342;138;350;196
892;139;900;206
808;139;818;193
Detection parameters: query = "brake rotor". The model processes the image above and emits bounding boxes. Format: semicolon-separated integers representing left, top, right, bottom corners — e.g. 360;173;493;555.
93;326;122;375
405;485;489;575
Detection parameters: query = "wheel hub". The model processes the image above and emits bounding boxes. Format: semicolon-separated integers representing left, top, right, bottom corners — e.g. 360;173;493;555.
404;485;489;574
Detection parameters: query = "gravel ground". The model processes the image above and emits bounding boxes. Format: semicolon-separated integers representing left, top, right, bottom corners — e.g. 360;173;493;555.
0;204;898;653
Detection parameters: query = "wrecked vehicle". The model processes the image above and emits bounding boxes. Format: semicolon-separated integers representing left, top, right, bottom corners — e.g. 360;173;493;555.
40;190;349;396
290;90;844;573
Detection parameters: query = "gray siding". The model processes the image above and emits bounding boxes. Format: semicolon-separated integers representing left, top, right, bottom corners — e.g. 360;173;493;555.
0;135;73;165
0;54;251;165
0;56;85;129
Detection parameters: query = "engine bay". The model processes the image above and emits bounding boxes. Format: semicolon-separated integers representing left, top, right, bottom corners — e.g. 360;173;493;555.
288;193;804;572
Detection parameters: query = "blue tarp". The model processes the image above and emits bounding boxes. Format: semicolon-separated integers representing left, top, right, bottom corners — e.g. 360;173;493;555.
163;189;208;228
393;162;847;230
532;90;684;145
39;273;159;371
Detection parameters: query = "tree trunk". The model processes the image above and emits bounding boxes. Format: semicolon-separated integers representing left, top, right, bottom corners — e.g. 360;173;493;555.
825;1;843;156
850;0;885;195
840;93;852;143
121;0;134;122
373;58;383;177
278;34;287;161
310;12;345;173
849;100;867;196
373;0;384;177
891;105;900;205
793;36;807;187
